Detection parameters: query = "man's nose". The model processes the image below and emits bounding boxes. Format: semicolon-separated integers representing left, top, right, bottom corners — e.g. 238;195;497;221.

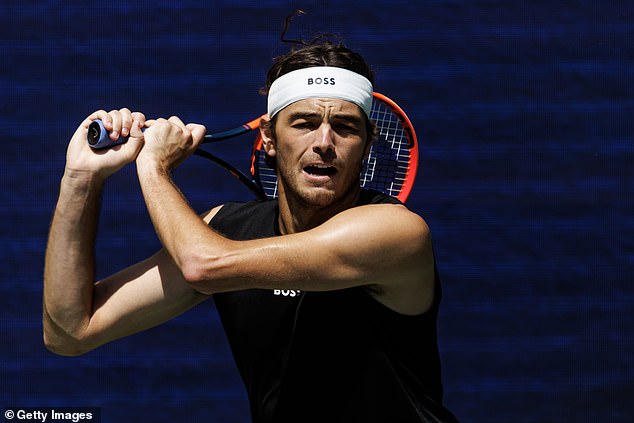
313;124;335;155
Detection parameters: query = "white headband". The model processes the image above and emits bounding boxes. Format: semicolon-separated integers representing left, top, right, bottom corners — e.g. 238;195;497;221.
267;66;373;118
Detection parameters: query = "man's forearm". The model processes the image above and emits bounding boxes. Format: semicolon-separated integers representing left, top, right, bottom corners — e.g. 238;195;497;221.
136;164;220;282
43;171;103;348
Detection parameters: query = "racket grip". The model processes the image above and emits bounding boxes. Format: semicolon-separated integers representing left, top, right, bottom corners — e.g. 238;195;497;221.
87;119;134;149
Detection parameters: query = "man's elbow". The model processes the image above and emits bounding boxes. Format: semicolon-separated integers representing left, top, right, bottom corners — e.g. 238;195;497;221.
179;252;232;294
180;260;205;286
43;335;89;357
42;321;93;357
180;254;209;286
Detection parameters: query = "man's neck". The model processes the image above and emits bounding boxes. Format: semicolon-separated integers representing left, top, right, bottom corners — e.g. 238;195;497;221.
277;187;361;235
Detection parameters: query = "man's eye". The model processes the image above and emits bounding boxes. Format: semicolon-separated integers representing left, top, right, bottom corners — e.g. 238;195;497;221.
292;121;316;130
334;123;360;135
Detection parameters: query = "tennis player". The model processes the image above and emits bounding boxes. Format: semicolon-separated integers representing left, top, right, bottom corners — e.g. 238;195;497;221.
44;40;459;422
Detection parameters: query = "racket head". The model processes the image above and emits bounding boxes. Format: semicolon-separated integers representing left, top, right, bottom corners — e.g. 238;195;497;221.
250;92;419;202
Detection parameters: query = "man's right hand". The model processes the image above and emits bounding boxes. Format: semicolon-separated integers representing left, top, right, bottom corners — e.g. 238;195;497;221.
65;108;146;183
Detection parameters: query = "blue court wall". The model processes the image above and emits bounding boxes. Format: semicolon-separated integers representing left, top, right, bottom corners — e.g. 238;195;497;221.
1;1;632;422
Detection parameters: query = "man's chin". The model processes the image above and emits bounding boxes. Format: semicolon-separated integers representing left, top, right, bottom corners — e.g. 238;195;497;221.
297;187;339;208
299;181;364;209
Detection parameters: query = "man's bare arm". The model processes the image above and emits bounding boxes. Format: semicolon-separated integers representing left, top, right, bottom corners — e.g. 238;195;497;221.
134;116;434;315
137;158;434;314
43;110;209;356
192;204;434;315
43;172;210;355
43;171;103;354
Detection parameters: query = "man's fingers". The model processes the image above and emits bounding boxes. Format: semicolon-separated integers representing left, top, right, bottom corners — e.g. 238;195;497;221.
186;123;207;144
108;109;122;140
83;110;111;130
119;108;133;137
131;112;146;126
129;118;144;138
167;116;186;128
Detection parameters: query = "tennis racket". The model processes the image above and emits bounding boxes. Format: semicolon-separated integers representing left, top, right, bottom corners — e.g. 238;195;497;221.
87;92;419;202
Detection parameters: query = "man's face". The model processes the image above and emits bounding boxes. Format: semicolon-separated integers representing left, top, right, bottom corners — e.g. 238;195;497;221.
265;98;370;208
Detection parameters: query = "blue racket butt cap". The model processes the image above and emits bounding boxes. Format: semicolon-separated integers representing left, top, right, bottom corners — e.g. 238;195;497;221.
87;119;129;149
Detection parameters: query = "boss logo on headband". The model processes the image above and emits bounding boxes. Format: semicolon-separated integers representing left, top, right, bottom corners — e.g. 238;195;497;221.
307;77;336;86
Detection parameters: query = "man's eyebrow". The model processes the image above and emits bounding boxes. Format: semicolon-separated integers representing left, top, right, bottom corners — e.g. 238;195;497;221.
331;113;364;126
285;111;364;126
285;111;322;121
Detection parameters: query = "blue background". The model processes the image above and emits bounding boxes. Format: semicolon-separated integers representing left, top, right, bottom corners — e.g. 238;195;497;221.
1;1;632;422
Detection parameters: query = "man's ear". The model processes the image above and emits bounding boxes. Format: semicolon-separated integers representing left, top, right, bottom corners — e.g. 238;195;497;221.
362;140;372;161
259;116;277;158
362;131;375;161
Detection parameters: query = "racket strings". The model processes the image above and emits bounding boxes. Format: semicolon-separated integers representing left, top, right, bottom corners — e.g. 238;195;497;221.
361;100;411;197
255;152;278;198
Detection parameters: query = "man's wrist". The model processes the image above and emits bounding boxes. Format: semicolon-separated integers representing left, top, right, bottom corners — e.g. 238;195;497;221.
61;168;105;192
55;168;104;218
136;158;170;180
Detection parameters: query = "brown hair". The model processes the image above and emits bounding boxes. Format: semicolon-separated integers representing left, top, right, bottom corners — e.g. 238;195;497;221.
261;39;376;142
262;40;375;95
260;15;377;167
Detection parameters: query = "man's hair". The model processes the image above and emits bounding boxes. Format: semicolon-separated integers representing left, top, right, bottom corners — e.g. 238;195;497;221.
262;40;375;94
261;39;377;152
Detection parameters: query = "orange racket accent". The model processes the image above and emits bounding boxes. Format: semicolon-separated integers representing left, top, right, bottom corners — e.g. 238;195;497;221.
370;92;419;202
243;115;266;131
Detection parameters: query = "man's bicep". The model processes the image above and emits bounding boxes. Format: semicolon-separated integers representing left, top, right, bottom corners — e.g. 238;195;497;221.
314;204;432;286
186;204;432;303
84;249;208;350
225;204;429;291
315;204;436;315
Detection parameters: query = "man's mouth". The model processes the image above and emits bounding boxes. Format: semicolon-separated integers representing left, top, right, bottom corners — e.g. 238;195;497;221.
303;164;337;177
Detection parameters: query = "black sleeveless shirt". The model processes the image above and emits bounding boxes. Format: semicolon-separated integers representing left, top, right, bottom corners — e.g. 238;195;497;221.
209;190;458;423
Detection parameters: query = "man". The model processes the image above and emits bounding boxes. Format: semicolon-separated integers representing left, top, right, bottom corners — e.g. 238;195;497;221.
44;41;458;422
